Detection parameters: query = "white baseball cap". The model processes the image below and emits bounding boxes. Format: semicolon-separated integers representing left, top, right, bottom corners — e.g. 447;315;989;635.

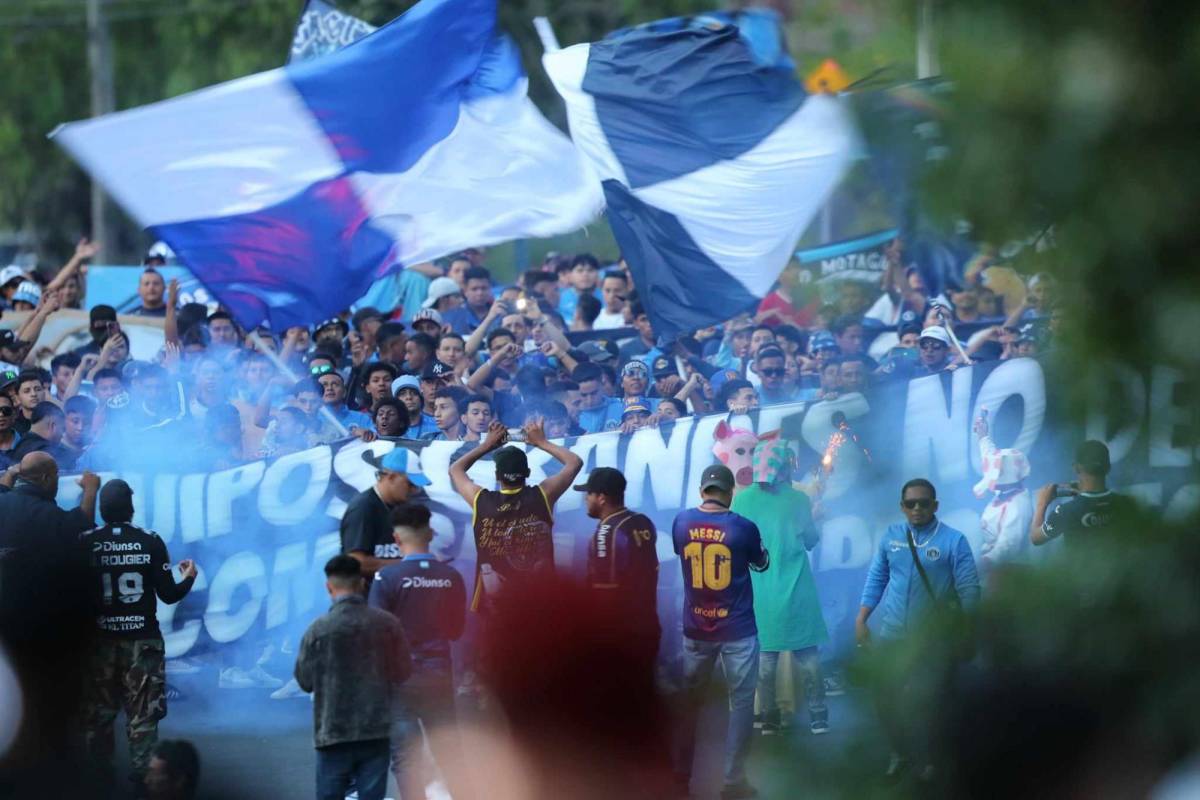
422;277;461;308
0;266;29;287
919;326;951;346
11;281;41;306
412;308;443;325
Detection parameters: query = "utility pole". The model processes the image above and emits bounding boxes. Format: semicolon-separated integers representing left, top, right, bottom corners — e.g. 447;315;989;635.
916;0;939;79
86;0;115;262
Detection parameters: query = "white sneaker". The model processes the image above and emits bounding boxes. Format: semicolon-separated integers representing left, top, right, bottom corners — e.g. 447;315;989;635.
166;657;203;675
219;666;284;689
270;678;306;700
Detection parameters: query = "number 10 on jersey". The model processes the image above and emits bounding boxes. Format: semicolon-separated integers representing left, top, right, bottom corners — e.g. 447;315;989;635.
683;541;732;590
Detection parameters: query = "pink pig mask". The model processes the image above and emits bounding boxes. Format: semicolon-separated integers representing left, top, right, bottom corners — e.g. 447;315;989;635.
712;420;760;488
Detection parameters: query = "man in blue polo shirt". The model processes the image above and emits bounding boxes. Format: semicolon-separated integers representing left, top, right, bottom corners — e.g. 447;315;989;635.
672;464;769;800
369;503;466;800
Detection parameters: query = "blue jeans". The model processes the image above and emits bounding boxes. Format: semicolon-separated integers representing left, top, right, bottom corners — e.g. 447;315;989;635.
676;634;760;788
315;738;389;800
391;659;458;800
758;647;827;723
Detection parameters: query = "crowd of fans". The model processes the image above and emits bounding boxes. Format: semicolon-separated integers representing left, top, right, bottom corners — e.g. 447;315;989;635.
0;238;1056;473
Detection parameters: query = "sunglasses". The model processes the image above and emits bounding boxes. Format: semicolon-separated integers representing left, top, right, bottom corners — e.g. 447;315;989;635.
919;340;946;350
759;367;785;377
0;406;13;417
310;364;334;376
902;498;934;510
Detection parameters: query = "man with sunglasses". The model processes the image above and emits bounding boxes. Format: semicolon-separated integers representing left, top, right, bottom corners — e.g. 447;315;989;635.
915;327;955;375
856;478;980;777
751;346;797;406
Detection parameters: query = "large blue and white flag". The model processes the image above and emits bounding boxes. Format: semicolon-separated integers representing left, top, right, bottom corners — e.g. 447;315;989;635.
543;23;856;339
53;0;602;330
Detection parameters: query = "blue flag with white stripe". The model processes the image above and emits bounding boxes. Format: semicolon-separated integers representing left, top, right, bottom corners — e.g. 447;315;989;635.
544;23;855;339
53;0;602;330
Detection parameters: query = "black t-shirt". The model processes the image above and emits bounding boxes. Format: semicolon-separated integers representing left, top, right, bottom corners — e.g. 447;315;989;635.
81;522;194;638
587;509;660;637
368;555;466;658
1042;490;1132;543
471;485;555;611
340;488;397;561
10;432;78;470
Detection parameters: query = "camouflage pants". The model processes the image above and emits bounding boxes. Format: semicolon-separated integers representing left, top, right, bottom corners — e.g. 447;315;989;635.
83;637;167;782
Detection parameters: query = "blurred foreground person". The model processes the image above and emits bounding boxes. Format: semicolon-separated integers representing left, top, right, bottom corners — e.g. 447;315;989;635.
672;465;769;799
731;440;829;737
369;504;466;800
295;556;412;800
460;577;675;800
81;479;197;793
856;479;980;779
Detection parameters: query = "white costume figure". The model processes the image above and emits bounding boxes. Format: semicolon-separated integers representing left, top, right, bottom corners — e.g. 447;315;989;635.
973;423;1034;568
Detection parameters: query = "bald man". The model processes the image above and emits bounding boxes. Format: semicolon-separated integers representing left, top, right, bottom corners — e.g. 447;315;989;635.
0;452;101;776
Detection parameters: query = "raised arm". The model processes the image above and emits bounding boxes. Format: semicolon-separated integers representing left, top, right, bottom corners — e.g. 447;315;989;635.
15;291;62;362
45;238;98;295
464;299;507;360
449;421;507;505
1029;483;1058;546
163;278;180;345
523;420;583;507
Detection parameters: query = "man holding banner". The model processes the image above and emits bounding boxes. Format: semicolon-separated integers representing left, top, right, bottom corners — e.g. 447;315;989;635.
449;420;583;613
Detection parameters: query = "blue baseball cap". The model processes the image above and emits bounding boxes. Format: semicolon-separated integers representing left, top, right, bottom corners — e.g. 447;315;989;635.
621;396;650;417
391;374;420;395
709;368;742;394
808;331;838;355
362;446;430;486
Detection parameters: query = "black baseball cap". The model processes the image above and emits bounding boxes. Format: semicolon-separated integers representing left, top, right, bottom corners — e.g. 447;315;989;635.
700;464;735;493
573;467;626;496
421;360;453;380
577;339;618;364
1075;440;1111;475
652;355;675;378
494;446;529;482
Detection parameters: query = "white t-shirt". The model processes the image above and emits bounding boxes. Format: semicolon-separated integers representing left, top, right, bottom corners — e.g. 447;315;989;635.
593;309;627;330
864;292;900;325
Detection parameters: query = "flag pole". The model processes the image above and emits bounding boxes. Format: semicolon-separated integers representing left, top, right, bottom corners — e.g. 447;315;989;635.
533;17;560;53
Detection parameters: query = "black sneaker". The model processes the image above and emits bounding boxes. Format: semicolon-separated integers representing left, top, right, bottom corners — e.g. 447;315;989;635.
720;782;758;799
760;719;781;736
823;673;846;696
753;712;768;730
810;717;830;735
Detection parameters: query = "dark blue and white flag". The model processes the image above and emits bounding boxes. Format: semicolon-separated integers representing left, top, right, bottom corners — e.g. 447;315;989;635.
544;23;855;339
53;0;601;330
289;0;377;64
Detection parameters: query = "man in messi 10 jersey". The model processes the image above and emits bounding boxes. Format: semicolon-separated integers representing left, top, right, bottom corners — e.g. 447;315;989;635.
671;464;769;800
